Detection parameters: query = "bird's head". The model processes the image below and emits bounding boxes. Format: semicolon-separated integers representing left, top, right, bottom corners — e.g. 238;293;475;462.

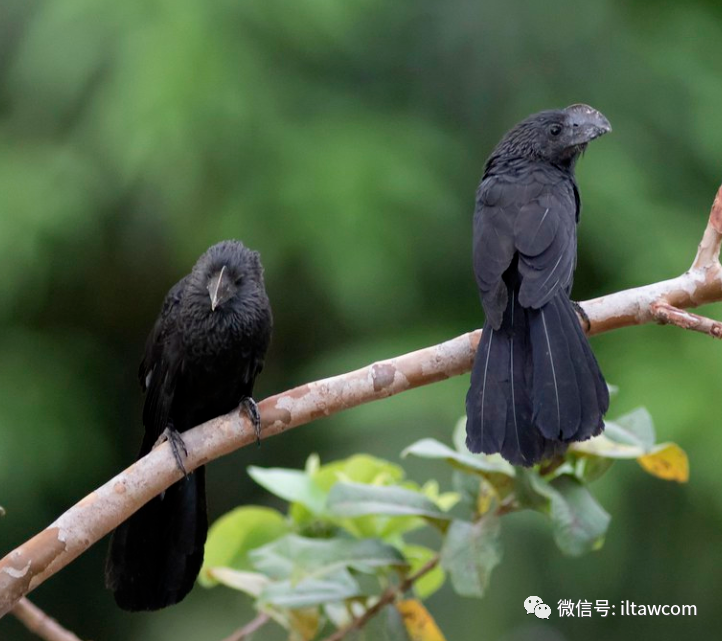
493;104;611;167
188;240;265;314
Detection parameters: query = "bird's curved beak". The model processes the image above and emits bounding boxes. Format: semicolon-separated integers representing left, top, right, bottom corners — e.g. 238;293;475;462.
207;265;229;312
564;104;612;145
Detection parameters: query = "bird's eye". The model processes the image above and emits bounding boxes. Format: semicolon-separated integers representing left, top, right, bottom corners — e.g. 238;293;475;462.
549;124;562;136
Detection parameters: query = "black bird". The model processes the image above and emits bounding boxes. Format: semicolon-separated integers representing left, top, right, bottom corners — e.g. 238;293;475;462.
465;104;611;466
106;240;273;611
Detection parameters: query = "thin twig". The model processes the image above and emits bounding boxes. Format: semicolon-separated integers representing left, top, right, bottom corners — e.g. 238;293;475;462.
220;612;271;641
319;556;441;641
650;301;722;337
1;185;722;617
11;597;84;641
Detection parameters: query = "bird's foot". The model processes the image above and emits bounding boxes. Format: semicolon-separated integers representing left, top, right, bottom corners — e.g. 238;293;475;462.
154;426;189;477
240;396;262;446
572;300;592;333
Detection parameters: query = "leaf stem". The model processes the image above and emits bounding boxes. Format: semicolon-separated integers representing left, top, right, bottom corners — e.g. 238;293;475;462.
318;555;440;641
220;612;271;641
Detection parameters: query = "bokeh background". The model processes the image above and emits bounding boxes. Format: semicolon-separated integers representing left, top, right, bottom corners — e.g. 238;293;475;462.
1;0;721;639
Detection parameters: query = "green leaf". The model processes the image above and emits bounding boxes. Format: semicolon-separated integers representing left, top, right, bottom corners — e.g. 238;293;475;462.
250;534;407;580
512;469;550;510
401;544;445;599
348;604;412;641
571;408;657;459
200;506;290;587
614;407;656;448
418;479;460;512
573;455;615;482
452;470;480;510
530;475;610;556
248;466;327;514
402;438;516;477
327;482;451;525
291;454;410;528
260;569;362;609
312;454;405;491
441;517;502;598
450;471;503;517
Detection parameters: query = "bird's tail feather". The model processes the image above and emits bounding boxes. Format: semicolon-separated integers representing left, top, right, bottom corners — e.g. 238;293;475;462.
466;292;608;466
105;467;207;611
530;293;608;442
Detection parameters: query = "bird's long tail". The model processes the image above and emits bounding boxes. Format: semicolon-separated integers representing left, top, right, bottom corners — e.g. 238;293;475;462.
105;465;207;611
465;291;608;466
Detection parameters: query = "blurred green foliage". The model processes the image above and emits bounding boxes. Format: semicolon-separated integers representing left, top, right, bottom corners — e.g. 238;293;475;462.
1;0;720;639
198;411;684;639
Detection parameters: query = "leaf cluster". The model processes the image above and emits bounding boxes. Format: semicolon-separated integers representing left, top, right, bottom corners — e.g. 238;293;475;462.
200;405;687;639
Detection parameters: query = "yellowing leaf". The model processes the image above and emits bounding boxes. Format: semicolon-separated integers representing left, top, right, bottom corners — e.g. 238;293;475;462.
637;443;689;483
204;568;269;596
397;600;447;641
288;608;320;641
476;478;499;516
571;433;644;459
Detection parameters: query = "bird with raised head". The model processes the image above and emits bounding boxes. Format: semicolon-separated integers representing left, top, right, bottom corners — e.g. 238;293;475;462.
465;104;611;466
106;239;273;611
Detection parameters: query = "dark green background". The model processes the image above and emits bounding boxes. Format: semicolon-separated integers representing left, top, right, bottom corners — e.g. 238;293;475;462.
0;0;719;639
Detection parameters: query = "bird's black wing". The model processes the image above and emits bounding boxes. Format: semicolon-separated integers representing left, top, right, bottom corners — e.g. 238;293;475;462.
138;276;187;453
238;317;272;396
222;313;272;414
473;177;518;329
237;347;266;398
474;166;578;324
514;167;578;308
233;286;273;399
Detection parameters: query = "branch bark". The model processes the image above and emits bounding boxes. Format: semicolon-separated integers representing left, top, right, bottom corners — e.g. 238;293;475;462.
583;185;722;337
1;185;721;618
11;598;84;641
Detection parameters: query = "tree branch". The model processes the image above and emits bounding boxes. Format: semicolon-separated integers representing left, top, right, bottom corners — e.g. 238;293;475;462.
220;612;271;641
0;329;478;618
11;598;84;641
319;555;441;641
650;301;722;337
1;185;721;618
583;185;722;337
